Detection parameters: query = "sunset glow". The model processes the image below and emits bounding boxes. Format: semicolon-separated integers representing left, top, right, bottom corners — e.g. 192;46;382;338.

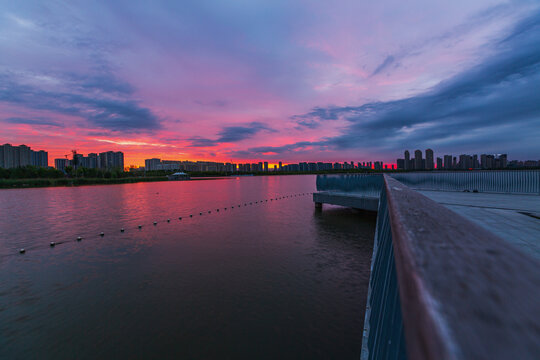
1;1;539;166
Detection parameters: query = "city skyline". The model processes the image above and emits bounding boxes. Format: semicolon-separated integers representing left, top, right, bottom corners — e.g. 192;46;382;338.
3;142;539;171
1;1;539;166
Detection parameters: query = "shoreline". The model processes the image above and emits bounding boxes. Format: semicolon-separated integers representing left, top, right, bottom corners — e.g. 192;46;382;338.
0;175;246;189
0;176;168;189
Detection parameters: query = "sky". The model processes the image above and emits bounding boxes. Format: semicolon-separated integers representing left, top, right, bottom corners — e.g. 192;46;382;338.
1;0;539;166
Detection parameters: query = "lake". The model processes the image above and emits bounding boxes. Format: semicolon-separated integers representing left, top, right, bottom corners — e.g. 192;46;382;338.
0;175;375;359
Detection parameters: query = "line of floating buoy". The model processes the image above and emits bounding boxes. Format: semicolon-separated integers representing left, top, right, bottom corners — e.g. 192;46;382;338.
18;192;312;254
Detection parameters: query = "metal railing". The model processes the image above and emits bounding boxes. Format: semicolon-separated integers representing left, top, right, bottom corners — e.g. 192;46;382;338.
360;176;540;359
316;174;383;197
361;186;406;360
390;170;540;194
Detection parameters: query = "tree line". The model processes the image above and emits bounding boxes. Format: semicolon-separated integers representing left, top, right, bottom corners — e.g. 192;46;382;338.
0;166;136;179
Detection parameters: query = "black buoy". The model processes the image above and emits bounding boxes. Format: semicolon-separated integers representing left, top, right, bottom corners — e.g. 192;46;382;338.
190;214;193;217
179;217;182;220
208;211;211;214
154;221;157;225
19;248;25;254
77;236;82;241
121;228;125;232
167;219;170;222
100;232;104;237
138;225;142;229
50;241;56;247
216;209;219;212
200;212;203;215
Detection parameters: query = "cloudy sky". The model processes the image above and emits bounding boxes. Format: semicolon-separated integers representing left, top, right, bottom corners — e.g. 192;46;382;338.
1;0;539;166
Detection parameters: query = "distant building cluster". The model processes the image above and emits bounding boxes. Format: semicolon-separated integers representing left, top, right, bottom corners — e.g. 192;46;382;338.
54;151;124;171
142;158;394;172
144;159;237;172
0;143;48;168
397;149;539;170
279;161;392;171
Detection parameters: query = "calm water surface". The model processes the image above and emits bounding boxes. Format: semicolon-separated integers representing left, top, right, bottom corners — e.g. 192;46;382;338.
0;175;375;359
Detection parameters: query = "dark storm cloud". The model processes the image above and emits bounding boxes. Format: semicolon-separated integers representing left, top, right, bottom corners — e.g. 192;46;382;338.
216;122;276;142
0;72;160;132
3;117;64;127
291;106;359;129
371;55;395;76
287;11;540;156
68;73;135;95
188;122;276;147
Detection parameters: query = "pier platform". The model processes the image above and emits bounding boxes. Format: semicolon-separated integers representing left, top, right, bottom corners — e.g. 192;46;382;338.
313;191;379;212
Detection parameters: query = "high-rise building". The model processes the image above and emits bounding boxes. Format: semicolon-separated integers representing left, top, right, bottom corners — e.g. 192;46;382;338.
404;150;410;170
99;151;124;169
278;161;282;171
0;144;14;168
458;154;473;169
55;158;68;171
436;157;443;170
86;153;98;169
414;150;423;170
0;144;49;169
443;155;452;169
145;158;161;171
33;150;48;167
425;149;434;170
499;154;507;168
264;162;268;172
18;145;32;167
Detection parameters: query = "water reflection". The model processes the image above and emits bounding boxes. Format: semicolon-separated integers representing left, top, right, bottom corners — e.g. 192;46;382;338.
0;176;374;359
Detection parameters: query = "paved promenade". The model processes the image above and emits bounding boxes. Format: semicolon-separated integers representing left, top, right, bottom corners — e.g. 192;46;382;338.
420;191;540;259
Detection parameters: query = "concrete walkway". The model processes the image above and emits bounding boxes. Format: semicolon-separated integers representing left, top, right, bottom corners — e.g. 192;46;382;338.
419;191;540;259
